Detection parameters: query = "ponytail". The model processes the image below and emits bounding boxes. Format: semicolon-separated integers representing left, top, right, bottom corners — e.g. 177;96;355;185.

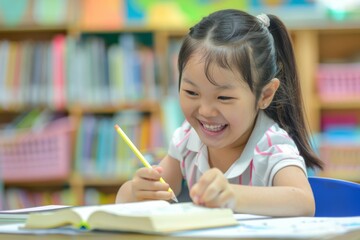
266;15;322;170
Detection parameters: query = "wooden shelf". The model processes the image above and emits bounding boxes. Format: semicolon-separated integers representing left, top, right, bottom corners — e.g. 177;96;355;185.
4;179;69;187
68;101;160;114
320;100;360;110
0;102;159;114
0;25;69;32
76;177;128;187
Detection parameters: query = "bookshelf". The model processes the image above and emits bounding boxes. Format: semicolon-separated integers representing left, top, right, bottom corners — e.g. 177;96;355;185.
0;2;169;207
292;26;360;181
1;1;360;209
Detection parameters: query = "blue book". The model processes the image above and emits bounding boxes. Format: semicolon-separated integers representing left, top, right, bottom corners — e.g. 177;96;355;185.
96;118;108;175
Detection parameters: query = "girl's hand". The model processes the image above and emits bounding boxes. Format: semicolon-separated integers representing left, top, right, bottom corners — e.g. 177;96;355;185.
130;166;173;201
190;168;236;209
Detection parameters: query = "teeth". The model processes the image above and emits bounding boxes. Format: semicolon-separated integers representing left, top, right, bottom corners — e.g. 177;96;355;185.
202;123;226;131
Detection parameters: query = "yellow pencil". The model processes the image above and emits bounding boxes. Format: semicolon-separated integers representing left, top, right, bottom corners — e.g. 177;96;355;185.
114;124;178;202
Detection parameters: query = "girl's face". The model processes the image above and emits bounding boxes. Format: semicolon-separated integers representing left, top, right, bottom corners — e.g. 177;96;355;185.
179;53;259;150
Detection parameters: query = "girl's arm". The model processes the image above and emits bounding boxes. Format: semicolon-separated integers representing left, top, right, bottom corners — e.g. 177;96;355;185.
116;155;183;203
234;166;314;216
190;166;315;217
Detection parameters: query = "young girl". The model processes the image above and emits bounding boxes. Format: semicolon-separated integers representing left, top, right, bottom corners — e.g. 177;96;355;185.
116;9;322;217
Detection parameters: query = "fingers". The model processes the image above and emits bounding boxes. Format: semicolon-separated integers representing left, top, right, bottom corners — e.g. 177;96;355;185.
190;168;235;209
135;167;163;181
203;188;236;209
131;167;172;201
190;168;220;204
133;189;173;201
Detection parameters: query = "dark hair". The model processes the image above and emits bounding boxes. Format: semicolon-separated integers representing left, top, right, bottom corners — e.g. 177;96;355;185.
177;9;322;170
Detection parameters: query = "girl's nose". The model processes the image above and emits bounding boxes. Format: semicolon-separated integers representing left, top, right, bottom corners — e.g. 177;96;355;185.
198;102;218;117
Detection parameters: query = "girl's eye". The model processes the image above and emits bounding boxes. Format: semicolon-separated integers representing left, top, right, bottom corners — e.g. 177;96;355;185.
218;96;233;101
184;90;198;96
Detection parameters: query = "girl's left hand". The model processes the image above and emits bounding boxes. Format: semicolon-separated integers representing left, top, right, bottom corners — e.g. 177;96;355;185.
189;168;236;209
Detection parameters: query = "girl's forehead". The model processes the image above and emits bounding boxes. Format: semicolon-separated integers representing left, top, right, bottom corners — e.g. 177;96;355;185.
185;53;247;87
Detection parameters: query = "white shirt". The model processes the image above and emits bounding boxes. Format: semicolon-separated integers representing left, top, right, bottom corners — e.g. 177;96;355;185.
168;111;307;189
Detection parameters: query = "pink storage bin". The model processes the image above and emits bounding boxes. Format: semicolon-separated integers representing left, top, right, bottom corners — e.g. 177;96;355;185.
317;63;360;101
321;113;357;131
0;117;74;182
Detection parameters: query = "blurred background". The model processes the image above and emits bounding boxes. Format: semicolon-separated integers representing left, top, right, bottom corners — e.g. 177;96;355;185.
0;0;359;210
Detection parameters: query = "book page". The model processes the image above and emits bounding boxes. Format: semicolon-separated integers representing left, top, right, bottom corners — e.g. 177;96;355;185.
66;200;171;220
86;201;236;234
91;200;171;216
70;206;104;222
98;202;228;217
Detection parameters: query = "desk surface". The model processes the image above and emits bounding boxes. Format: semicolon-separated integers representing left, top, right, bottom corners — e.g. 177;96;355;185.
0;229;360;240
1;213;360;240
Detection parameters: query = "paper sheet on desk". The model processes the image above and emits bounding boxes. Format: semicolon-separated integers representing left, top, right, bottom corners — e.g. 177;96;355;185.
0;223;82;235
174;216;360;238
0;205;71;225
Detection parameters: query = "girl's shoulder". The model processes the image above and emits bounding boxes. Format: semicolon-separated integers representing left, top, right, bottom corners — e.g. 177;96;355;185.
172;121;193;143
256;122;300;157
266;124;294;142
168;121;201;160
255;111;297;148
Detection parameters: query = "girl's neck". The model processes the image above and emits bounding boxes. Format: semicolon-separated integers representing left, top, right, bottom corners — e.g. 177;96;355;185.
207;117;256;173
208;145;245;173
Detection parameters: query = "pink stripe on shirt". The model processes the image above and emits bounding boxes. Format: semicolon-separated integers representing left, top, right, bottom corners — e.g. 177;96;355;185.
275;145;283;153
175;130;191;148
268;126;291;139
255;145;273;156
249;159;254;186
238;175;242;185
265;132;272;146
188;165;196;189
181;150;191;170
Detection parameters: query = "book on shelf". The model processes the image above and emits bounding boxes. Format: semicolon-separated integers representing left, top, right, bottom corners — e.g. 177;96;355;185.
52;35;66;110
80;0;123;30
23;200;237;234
108;44;125;104
33;0;69;25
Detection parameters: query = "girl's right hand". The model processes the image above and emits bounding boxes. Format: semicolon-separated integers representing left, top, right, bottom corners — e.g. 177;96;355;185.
130;166;173;201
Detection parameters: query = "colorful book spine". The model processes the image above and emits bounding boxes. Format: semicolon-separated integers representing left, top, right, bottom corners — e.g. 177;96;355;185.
52;35;66;110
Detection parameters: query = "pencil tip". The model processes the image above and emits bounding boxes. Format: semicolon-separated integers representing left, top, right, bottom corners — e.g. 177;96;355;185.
172;195;179;203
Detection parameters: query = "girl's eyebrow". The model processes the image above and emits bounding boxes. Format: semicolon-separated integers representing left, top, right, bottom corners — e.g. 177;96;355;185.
182;78;197;87
182;78;235;90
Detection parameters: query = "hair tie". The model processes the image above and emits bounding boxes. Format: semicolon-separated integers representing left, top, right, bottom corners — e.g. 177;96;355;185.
257;13;270;27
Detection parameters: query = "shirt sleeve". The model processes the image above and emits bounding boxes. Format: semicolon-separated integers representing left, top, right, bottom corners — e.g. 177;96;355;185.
167;121;192;161
252;125;307;186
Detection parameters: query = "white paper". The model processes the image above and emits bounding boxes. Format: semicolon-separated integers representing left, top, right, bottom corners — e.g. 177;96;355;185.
0;223;82;235
0;205;71;222
174;216;360;238
0;205;70;214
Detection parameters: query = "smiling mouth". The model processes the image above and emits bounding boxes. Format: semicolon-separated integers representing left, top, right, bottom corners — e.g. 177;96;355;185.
200;122;227;132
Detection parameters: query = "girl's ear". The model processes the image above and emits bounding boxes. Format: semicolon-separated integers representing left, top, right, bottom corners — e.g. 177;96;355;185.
258;78;280;109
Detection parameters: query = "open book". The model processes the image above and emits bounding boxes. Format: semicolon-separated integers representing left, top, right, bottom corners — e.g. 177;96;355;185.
24;200;237;234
